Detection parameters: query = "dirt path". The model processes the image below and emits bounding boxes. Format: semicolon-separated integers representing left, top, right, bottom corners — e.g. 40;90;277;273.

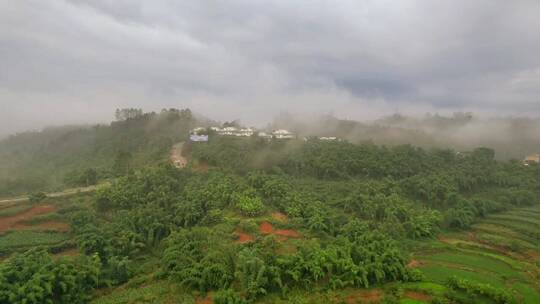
0;204;57;233
0;184;102;205
171;142;188;169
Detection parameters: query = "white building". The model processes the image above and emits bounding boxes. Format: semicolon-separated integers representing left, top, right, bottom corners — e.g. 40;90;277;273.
220;127;238;135
190;134;209;142
258;132;273;139
272;129;294;139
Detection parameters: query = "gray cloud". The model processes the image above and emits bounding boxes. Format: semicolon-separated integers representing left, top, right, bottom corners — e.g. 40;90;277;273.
1;0;539;136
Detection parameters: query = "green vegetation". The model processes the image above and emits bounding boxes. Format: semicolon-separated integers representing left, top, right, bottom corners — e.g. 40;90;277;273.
28;192;47;203
0;108;195;197
0;231;70;251
0;111;539;303
0;203;33;217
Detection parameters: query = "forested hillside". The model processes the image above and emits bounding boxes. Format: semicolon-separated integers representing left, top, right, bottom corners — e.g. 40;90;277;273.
0;109;194;197
270;113;540;160
0;133;538;303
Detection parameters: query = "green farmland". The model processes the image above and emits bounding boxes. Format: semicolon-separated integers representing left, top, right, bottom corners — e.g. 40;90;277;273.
413;205;540;303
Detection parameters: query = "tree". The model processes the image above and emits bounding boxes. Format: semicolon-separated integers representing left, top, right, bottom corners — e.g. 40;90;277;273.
234;192;264;216
0;249;100;304
112;151;133;176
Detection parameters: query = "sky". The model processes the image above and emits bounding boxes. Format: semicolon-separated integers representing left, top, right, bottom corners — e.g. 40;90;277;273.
1;0;540;137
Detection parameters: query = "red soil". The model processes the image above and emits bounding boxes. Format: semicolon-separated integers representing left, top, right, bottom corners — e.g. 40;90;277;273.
260;221;274;234
275;229;301;238
0;205;57;233
259;221;301;240
235;230;255;244
346;289;383;304
405;291;432;301
271;212;288;222
195;295;212;304
407;259;421;268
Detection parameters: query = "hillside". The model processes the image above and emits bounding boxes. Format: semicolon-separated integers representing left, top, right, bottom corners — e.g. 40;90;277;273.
0;133;538;303
271;113;540;160
0;108;195;197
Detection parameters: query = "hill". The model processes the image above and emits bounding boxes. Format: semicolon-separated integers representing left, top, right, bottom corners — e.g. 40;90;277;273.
0;134;538;303
0;108;194;197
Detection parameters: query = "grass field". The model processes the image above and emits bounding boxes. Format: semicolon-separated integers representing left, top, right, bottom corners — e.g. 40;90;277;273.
92;281;195;304
414;205;540;303
0;230;70;250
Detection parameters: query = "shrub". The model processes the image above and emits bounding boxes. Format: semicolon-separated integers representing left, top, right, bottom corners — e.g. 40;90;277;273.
234;192;264;216
446;276;515;304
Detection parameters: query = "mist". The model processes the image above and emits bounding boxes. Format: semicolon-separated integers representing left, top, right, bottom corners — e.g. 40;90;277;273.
1;1;540;139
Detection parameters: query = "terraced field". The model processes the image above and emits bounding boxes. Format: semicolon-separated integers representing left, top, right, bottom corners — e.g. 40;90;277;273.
0;199;74;255
413;206;540;303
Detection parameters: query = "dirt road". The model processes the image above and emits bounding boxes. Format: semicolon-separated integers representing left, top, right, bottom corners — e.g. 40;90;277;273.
0;184;102;205
171;142;188;168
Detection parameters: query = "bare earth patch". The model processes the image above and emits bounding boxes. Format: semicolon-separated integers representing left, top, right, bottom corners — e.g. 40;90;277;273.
405;291;432;302
275;229;301;238
170;142;187;169
195;294;212;304
235;229;255;244
260;221;274;234
407;259;421;268
260;221;301;240
346;289;383;304
0;205;57;233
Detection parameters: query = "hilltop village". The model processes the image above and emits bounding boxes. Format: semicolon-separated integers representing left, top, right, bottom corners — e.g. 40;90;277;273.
189;126;340;142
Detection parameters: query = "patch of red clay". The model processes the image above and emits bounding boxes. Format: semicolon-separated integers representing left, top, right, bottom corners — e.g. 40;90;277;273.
0;205;57;233
260;221;274;234
271;212;288;222
405;291;432;301
260;221;301;240
407;259;421;268
346;289;382;304
195;295;212;304
275;229;301;238
235;230;255;244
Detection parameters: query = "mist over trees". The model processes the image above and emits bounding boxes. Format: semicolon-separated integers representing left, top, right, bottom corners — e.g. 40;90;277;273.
271;112;540;160
0;109;195;197
0;108;538;198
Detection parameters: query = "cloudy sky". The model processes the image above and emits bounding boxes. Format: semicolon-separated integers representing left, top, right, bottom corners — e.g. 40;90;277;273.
1;0;539;136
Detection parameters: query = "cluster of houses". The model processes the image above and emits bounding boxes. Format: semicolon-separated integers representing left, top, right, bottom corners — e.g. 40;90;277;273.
210;126;256;137
189;127;295;142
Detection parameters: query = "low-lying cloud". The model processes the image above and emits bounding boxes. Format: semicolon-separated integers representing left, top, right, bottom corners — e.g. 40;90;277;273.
1;0;539;137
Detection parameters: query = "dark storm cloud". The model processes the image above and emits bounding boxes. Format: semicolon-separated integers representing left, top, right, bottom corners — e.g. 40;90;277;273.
1;0;539;136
